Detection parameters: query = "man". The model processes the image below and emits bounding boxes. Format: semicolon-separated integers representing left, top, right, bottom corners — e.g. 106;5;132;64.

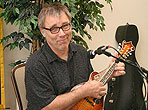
25;2;125;110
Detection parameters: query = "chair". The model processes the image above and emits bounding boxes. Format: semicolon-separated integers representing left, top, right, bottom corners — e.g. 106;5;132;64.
11;63;27;110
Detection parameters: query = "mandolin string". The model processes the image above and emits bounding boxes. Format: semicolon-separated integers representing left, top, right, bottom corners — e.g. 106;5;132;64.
100;62;116;85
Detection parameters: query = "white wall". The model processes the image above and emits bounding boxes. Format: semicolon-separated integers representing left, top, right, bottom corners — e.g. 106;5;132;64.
3;23;30;109
3;0;148;109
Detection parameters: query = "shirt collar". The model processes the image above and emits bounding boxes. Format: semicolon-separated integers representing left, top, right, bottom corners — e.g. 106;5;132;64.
42;42;77;63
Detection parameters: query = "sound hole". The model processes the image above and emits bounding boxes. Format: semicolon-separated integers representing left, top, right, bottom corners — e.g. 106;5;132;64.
93;98;99;104
84;97;94;107
93;97;104;104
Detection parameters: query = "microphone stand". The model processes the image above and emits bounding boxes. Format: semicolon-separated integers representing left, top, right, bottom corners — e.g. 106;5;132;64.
101;50;148;109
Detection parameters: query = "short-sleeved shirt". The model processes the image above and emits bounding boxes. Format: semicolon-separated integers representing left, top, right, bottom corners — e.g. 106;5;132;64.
25;42;93;110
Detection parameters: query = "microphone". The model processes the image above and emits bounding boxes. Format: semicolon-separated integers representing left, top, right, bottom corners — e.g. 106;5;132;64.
88;46;110;59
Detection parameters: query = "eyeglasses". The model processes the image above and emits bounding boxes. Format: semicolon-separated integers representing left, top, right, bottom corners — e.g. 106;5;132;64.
43;23;71;34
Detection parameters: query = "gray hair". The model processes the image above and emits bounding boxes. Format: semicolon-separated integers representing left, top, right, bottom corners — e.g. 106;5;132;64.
38;2;71;29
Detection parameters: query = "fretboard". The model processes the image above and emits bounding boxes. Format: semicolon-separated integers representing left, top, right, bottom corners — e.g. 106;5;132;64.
99;62;116;85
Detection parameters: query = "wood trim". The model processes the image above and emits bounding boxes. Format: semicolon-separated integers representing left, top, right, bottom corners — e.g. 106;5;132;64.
11;63;26;110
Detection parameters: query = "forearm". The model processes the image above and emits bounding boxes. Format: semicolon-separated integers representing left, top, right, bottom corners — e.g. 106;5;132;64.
42;86;86;110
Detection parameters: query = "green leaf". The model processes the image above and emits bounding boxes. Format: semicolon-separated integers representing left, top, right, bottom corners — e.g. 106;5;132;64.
10;42;18;50
25;38;32;43
19;41;25;50
72;35;88;49
26;32;34;39
90;17;95;23
4;43;11;50
94;26;98;31
24;43;30;50
15;60;25;65
0;10;5;18
0;1;4;8
70;7;78;17
27;24;32;31
5;17;9;24
96;2;104;8
10;32;17;38
84;31;92;40
0;36;10;45
24;26;28;33
8;63;16;68
33;15;38;19
31;17;36;24
8;60;25;68
87;21;94;29
19;24;24;32
14;18;20;26
96;17;100;26
105;0;112;4
52;0;56;2
0;39;5;45
61;0;66;5
34;21;38;29
15;8;20;14
18;32;24;38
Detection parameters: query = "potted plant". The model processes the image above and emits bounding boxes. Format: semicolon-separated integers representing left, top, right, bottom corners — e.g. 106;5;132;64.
0;0;112;66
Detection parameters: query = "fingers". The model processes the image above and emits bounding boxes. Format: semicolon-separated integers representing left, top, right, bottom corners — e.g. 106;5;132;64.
113;70;126;76
113;62;126;76
111;52;118;62
84;81;107;99
96;85;106;99
115;63;125;71
99;88;106;95
95;82;107;98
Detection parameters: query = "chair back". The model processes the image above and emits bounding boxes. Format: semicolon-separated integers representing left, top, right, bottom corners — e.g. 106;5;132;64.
11;63;27;110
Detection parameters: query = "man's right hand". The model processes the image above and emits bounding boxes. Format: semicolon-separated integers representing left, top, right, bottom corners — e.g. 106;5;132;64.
81;80;107;99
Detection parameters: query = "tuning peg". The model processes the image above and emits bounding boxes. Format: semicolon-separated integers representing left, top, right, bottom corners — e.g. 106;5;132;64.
123;56;127;59
118;46;121;49
117;49;120;52
128;53;132;56
126;54;129;57
118;43;122;48
131;47;134;49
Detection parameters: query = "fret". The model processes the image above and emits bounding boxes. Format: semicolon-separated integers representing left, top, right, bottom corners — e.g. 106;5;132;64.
100;62;116;84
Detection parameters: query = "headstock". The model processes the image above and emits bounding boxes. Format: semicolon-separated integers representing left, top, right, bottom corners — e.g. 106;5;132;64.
118;40;135;59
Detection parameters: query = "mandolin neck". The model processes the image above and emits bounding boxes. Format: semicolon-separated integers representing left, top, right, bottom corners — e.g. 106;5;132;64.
99;61;116;85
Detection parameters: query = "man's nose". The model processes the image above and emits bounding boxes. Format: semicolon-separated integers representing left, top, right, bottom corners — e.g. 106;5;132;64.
58;28;66;36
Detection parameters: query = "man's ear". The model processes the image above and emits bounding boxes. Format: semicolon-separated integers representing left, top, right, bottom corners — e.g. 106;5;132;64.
40;29;46;37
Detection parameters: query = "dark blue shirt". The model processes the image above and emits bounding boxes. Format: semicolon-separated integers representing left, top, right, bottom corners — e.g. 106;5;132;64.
25;42;93;110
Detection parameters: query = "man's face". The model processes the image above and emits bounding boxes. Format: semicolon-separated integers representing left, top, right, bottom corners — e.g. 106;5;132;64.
42;12;72;52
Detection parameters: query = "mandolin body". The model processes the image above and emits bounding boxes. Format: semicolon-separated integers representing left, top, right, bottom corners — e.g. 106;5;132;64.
72;97;103;110
71;73;104;110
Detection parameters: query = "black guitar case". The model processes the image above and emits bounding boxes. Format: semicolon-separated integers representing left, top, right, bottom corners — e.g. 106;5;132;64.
104;24;146;110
